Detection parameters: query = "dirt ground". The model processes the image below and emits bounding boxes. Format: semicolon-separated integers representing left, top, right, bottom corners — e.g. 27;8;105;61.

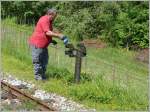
136;48;149;64
81;39;107;48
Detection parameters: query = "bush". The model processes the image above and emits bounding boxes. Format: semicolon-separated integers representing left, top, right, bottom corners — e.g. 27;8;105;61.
2;1;149;48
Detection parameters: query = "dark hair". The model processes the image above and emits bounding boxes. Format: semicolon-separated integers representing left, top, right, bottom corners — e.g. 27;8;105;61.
46;8;57;15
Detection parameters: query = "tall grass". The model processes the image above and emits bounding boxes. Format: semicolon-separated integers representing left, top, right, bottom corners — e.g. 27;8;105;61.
1;18;148;110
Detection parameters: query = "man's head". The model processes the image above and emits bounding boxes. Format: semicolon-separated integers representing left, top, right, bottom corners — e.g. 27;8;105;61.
46;8;57;21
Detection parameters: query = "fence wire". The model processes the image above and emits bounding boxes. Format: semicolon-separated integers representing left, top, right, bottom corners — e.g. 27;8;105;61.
1;18;148;89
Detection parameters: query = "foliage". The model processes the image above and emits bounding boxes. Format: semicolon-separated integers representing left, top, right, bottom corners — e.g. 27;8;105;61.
2;53;148;110
1;2;149;110
1;20;148;110
1;1;149;49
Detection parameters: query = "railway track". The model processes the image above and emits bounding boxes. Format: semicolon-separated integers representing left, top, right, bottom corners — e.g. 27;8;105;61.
1;80;56;111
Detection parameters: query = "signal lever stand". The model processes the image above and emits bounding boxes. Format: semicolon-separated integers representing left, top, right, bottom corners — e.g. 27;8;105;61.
65;43;86;83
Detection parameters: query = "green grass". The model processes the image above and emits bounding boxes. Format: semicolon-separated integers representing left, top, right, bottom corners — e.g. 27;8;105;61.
1;18;149;111
2;54;148;110
1;100;38;111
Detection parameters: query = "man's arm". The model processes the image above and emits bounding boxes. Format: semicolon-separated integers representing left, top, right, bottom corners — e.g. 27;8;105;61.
46;31;69;45
46;30;64;39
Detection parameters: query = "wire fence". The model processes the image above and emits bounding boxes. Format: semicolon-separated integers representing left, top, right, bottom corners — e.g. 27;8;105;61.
1;17;149;90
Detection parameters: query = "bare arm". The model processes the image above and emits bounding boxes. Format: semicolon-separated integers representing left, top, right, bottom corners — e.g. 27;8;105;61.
46;30;69;45
46;31;64;39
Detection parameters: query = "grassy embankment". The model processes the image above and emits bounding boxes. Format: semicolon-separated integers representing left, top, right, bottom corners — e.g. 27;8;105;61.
1;18;148;110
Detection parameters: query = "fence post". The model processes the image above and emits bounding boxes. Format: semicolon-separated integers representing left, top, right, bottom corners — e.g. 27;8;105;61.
126;72;130;88
112;64;116;85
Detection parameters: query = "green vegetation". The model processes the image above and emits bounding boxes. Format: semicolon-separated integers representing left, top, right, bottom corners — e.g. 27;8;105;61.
2;53;148;110
1;1;149;49
1;1;149;111
1;100;38;111
1;19;148;110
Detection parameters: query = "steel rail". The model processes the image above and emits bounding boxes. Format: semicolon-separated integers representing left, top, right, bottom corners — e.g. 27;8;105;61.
1;80;56;111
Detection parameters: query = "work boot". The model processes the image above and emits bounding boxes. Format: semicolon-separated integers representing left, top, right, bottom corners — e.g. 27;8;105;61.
42;75;47;80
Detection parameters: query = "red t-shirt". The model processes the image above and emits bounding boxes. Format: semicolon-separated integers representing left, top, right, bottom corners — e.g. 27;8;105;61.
29;15;52;48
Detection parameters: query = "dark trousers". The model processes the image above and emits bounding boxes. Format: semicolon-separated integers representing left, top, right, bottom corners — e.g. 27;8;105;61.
30;45;48;80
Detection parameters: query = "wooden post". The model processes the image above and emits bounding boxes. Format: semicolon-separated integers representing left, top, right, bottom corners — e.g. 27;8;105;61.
112;64;116;85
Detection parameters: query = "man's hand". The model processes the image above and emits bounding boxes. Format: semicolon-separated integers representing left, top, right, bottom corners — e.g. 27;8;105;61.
61;36;69;45
51;40;57;45
46;31;69;45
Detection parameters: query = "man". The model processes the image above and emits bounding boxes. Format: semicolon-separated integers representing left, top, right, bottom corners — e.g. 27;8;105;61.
29;9;69;80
